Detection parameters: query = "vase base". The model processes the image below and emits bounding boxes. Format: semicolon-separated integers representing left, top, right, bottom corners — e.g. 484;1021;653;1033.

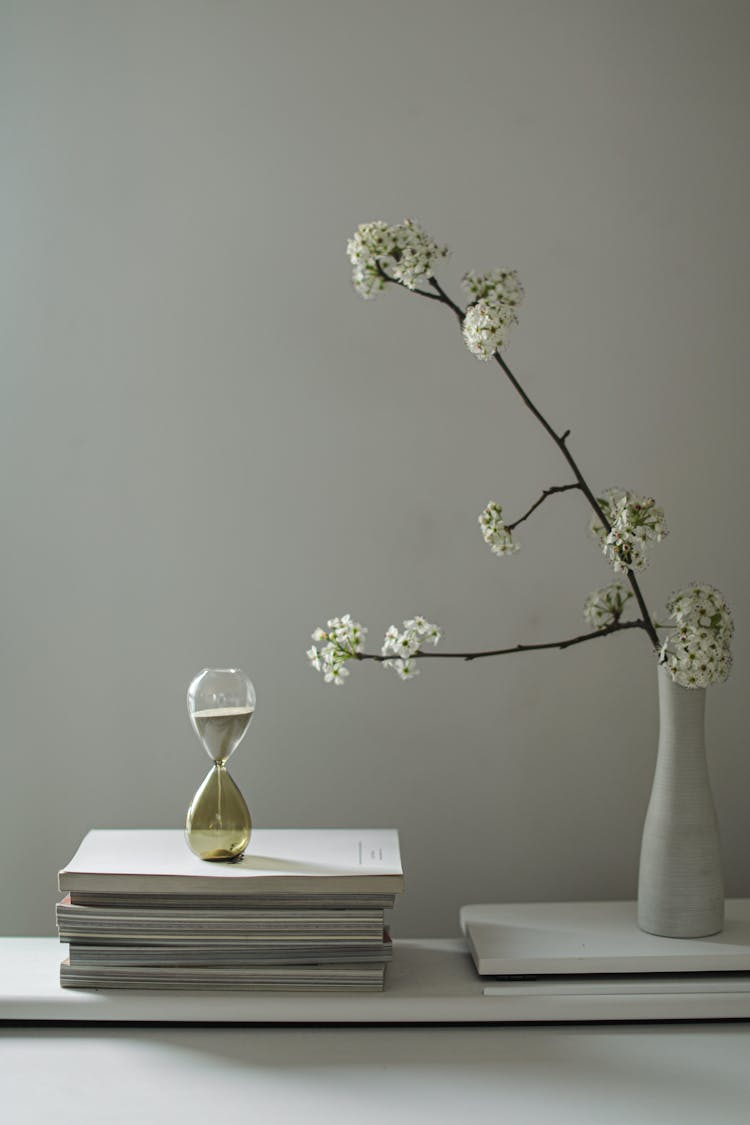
637;906;724;940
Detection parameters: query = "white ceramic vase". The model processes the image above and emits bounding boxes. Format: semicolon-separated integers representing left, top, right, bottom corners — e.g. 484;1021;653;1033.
637;664;724;938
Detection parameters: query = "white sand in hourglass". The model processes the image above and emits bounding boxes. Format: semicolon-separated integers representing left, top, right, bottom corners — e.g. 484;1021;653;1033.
192;706;255;762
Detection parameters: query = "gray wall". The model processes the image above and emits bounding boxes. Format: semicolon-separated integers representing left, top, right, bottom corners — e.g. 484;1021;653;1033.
2;0;749;937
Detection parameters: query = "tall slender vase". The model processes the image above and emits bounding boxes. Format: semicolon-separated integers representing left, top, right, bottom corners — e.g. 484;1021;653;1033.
637;665;724;937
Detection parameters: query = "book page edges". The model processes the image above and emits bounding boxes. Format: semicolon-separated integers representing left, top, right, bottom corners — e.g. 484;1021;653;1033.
59;873;405;894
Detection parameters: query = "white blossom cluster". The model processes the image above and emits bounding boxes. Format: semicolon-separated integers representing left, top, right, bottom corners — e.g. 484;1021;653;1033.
307;615;367;685
308;614;442;685
589;487;627;546
346;220;448;299
462;269;525;306
462;297;519;360
582;582;632;631
660;584;734;688
478;501;519;557
590;489;667;572
461;269;523;360
381;616;442;681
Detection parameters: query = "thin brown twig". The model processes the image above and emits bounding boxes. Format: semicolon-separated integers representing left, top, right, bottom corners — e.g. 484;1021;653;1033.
355;619;646;663
507;483;582;532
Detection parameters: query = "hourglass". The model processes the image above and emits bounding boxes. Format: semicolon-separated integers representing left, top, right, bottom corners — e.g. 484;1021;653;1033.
185;668;255;861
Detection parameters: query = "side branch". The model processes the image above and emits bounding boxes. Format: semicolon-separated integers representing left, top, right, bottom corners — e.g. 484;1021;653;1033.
507;483;581;532
356;619;646;663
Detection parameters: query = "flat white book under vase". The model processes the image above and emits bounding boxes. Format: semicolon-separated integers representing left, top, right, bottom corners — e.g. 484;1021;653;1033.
459;900;750;977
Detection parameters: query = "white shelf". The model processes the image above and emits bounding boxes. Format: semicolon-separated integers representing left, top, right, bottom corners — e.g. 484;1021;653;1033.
4;933;750;1023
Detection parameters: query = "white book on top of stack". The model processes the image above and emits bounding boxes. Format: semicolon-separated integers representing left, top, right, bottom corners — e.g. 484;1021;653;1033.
59;828;404;901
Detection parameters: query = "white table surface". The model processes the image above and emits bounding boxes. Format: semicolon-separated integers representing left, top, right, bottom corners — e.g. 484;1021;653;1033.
3;1021;750;1125
3;937;750;1123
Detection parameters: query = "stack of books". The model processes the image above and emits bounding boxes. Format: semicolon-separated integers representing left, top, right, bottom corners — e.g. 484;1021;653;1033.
56;828;404;992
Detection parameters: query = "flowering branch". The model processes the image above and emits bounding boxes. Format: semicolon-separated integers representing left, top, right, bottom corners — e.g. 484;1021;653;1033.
310;221;734;689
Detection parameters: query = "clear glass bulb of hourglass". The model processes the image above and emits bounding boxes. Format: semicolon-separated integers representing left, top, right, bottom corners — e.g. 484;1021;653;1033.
185;668;255;862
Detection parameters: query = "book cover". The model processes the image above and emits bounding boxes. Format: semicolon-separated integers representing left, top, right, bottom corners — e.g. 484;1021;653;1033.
59;829;404;896
459;901;750;976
